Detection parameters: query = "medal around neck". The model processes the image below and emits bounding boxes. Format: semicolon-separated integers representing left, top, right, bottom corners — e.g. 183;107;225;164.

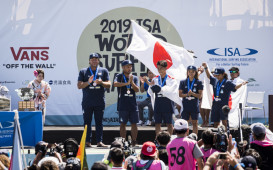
127;89;130;94
93;82;97;86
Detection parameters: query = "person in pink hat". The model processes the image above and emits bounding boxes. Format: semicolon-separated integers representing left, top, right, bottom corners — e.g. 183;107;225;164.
132;141;165;170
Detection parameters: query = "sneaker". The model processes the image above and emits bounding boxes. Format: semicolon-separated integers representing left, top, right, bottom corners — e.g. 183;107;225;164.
145;120;151;126
137;120;143;126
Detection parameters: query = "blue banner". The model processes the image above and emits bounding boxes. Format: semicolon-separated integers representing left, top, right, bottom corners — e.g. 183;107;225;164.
0;111;43;147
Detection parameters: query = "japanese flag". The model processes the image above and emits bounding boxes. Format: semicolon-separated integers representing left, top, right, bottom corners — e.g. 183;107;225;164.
126;20;194;81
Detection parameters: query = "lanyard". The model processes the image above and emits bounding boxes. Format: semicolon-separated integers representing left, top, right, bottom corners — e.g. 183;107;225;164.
89;66;99;81
158;74;168;87
123;74;131;89
187;78;195;92
216;79;226;97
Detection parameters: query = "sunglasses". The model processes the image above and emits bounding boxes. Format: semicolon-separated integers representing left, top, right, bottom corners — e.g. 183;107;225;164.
230;71;238;73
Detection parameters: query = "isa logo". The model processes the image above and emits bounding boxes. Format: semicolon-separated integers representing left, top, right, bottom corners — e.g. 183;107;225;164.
207;48;258;56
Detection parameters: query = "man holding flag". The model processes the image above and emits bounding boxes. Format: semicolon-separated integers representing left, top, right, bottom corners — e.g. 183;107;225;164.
126;19;195;135
148;60;178;136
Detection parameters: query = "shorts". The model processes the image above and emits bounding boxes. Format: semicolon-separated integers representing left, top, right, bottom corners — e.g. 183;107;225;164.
181;110;199;120
154;112;172;124
211;104;227;122
118;111;139;124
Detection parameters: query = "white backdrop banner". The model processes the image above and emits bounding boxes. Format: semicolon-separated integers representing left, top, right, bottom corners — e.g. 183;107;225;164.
1;0;273;125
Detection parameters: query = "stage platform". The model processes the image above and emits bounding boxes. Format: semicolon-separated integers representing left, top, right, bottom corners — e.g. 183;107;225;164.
43;125;240;145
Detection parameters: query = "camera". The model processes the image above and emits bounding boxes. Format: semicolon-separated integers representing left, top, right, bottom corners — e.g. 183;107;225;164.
213;125;228;152
113;136;135;158
64;138;79;158
48;143;63;156
218;153;227;159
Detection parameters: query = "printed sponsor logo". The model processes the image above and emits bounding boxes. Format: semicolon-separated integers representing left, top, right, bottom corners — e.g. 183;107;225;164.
207;48;258;56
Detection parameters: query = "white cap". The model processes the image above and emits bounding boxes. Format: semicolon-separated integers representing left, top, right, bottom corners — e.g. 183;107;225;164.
174;119;188;130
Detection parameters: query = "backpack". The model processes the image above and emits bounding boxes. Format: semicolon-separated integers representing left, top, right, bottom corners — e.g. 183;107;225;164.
132;160;154;170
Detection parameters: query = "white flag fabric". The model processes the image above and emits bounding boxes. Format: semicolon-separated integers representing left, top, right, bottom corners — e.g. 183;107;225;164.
126;20;194;82
9;119;24;170
228;78;247;128
201;75;213;109
148;75;182;107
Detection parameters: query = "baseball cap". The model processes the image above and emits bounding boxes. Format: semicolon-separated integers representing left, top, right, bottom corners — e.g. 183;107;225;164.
229;67;239;72
187;65;197;71
110;140;123;149
141;141;156;156
174;119;188;130
121;60;133;66
240;156;257;169
89;53;100;59
213;67;225;75
252;123;266;136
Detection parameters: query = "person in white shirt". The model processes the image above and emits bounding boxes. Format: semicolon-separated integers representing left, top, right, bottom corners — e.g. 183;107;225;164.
229;67;244;84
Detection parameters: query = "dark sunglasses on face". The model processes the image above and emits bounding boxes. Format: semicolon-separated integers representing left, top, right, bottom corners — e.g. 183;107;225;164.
230;71;238;73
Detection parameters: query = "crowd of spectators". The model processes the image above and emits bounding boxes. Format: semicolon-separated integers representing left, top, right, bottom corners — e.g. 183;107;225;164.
0;120;272;170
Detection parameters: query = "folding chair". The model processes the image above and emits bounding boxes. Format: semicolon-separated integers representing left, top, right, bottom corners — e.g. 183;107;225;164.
244;91;266;124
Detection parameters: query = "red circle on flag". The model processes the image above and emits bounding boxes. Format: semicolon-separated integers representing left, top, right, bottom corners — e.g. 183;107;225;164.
153;41;173;69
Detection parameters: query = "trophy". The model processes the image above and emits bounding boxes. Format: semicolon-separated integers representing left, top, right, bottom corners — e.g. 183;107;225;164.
0;85;11;111
15;88;35;111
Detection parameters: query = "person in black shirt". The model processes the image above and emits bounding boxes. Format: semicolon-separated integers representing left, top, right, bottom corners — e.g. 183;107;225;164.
114;60;139;146
77;53;111;147
201;63;247;129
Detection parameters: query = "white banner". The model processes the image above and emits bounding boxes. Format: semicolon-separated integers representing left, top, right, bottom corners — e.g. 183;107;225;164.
1;0;272;125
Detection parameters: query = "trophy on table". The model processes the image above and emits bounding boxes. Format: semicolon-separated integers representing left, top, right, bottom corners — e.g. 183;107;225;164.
15;88;35;111
0;85;11;111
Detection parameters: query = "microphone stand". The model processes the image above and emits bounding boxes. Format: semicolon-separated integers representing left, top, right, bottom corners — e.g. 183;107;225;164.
239;103;243;143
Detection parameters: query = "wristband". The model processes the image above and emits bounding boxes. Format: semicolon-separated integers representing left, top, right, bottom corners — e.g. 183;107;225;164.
233;163;240;169
204;67;208;70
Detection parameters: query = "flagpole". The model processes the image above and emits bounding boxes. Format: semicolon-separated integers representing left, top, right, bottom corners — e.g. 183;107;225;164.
14;110;27;169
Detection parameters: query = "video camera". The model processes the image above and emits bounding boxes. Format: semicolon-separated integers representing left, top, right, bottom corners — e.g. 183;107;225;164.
63;138;79;158
35;141;63;157
213;125;228;152
113;136;135;158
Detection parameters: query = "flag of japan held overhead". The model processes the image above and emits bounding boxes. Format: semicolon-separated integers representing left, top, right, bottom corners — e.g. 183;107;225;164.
126;20;194;81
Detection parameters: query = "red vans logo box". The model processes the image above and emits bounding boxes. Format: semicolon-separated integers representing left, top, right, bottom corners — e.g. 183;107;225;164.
10;47;49;61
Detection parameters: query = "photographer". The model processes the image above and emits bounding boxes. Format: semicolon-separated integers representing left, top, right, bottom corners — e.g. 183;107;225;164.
203;152;243;170
62;138;79;162
32;141;64;169
103;139;127;168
